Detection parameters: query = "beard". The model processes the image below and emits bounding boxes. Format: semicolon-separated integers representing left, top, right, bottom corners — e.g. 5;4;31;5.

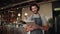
33;11;38;14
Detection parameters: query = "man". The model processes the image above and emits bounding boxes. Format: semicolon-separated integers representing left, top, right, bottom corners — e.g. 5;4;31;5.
25;3;49;34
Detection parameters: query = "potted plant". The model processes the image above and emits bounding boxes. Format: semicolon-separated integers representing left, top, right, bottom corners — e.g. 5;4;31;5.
48;18;53;27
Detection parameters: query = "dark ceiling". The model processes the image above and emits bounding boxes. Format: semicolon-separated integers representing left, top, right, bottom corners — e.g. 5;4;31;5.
0;0;59;8
0;0;27;7
0;0;59;10
0;0;44;10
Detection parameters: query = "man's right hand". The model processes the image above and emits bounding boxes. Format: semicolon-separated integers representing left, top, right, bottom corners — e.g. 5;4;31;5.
25;24;32;32
25;24;39;32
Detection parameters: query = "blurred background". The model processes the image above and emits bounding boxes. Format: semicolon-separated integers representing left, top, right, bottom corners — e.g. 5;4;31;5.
0;0;60;34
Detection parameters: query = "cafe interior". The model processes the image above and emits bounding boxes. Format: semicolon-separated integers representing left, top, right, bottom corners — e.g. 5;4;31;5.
0;0;60;34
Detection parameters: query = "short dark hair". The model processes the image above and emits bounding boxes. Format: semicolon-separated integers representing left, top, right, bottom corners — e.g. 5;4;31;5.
30;3;40;11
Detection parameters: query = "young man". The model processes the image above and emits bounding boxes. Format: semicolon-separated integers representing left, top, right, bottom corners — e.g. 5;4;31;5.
25;3;49;34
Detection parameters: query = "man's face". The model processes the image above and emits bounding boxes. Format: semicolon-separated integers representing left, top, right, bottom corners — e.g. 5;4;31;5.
31;6;38;14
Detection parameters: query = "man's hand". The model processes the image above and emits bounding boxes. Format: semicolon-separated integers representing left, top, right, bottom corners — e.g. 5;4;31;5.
25;24;39;32
29;25;39;31
32;24;49;31
25;22;49;32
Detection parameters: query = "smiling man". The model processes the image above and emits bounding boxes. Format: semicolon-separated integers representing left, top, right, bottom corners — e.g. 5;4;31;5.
25;3;49;34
